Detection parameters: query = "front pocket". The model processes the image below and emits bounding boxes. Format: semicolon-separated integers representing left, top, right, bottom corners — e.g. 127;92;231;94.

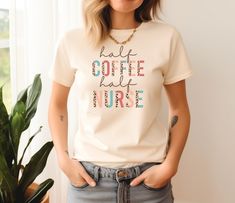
70;181;90;189
70;173;95;189
141;181;169;191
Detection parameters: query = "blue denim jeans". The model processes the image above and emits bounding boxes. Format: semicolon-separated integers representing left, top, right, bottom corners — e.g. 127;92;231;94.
67;161;174;203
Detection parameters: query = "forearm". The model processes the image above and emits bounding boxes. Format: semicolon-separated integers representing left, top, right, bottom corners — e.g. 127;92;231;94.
48;103;69;164
164;105;191;172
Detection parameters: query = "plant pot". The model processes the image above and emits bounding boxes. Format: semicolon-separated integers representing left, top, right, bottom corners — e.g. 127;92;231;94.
25;182;49;203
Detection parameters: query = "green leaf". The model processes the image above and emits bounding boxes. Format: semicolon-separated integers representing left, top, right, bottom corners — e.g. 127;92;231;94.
10;87;28;119
17;126;42;179
0;87;15;169
0;185;13;203
0;87;9;131
10;112;25;157
24;179;54;203
18;142;53;194
0;188;9;203
0;75;54;203
0;152;16;203
0;87;3;103
23;109;37;131
0;189;4;203
26;74;41;110
24;75;42;131
17;87;29;104
9;101;26;162
12;101;26;117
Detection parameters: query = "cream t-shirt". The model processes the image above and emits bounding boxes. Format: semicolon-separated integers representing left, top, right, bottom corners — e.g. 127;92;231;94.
49;20;193;168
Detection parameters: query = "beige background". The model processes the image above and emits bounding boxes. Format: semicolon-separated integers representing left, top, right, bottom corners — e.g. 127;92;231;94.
161;0;235;203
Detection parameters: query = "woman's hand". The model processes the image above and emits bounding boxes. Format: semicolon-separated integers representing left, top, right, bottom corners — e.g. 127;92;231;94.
130;162;177;188
58;155;96;187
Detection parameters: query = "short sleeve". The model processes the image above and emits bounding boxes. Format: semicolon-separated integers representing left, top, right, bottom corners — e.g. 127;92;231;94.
48;34;75;87
163;29;193;85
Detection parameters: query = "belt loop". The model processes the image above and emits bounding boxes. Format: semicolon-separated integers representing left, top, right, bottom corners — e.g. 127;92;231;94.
134;165;141;177
93;165;100;182
115;169;121;183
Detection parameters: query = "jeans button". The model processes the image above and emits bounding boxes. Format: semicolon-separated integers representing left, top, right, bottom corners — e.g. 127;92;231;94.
117;170;128;177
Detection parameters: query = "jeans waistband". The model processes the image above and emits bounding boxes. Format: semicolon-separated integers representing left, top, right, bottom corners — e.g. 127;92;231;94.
79;161;162;183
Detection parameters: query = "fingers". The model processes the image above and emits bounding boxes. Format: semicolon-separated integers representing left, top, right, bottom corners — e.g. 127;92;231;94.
130;173;146;186
76;161;96;187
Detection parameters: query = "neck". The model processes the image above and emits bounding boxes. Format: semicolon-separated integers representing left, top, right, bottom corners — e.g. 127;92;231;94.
110;9;140;29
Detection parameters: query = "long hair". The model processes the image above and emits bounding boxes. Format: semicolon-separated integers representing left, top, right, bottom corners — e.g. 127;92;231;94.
82;0;161;47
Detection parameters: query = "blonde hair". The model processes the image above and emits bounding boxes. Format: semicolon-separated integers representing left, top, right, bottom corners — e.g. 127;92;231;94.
82;0;161;47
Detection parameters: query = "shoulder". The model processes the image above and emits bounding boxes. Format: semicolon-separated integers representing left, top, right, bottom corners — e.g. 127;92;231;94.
145;20;181;39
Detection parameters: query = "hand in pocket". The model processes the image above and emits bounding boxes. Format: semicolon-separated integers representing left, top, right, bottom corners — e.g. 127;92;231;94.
59;157;96;187
130;162;177;189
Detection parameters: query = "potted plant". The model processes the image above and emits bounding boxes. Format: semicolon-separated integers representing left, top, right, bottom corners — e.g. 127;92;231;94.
0;74;54;203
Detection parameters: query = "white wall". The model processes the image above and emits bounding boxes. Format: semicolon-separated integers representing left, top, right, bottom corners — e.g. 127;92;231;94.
161;0;235;203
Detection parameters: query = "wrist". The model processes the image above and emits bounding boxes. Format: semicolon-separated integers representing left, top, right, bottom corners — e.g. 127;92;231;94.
57;150;70;169
162;159;178;177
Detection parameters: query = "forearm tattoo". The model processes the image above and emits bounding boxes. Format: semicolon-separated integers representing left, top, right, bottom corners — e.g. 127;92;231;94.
170;115;178;128
60;115;64;122
167;115;179;152
65;150;69;155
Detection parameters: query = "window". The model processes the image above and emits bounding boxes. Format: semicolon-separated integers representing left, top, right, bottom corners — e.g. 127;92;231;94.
0;0;11;111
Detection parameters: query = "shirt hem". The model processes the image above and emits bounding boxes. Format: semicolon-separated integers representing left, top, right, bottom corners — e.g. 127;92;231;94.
48;73;74;87
163;71;193;85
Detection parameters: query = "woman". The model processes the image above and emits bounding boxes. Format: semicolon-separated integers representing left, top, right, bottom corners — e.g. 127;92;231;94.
48;0;193;202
